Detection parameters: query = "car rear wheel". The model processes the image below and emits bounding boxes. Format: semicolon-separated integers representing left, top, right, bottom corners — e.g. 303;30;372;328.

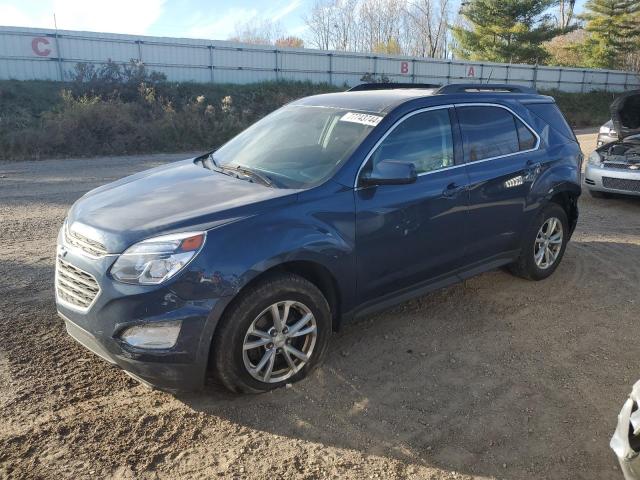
508;203;569;281
211;273;331;393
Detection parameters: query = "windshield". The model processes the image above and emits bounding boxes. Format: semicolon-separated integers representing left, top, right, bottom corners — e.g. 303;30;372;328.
212;105;381;188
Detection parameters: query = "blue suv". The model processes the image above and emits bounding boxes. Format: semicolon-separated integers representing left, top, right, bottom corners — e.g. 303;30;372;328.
55;83;582;393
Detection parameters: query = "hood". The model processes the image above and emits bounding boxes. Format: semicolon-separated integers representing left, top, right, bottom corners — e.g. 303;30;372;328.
67;157;299;253
610;90;640;139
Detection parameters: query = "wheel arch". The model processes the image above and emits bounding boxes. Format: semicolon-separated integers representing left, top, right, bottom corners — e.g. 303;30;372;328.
205;259;342;378
547;188;579;236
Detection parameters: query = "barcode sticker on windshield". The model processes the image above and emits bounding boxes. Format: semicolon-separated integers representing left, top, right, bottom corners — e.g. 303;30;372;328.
340;112;382;127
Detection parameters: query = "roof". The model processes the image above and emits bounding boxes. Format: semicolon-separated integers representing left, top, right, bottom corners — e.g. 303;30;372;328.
292;89;438;114
291;83;550;115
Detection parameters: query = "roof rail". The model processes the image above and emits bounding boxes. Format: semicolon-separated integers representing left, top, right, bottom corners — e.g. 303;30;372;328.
435;83;537;94
349;82;441;92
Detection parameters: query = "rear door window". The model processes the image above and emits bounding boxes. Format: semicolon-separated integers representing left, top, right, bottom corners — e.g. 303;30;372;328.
457;106;537;162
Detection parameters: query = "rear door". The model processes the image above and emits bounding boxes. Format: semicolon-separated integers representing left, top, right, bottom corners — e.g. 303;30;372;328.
456;104;543;266
354;106;470;304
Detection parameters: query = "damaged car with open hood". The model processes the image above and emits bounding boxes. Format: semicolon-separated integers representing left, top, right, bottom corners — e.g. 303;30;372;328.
585;90;640;198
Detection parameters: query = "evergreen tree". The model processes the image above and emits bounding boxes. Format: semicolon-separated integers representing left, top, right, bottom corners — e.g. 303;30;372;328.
579;0;640;69
452;0;566;64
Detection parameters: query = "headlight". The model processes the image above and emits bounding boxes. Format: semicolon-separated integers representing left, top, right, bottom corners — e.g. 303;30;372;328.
110;231;206;285
588;151;602;166
599;125;611;135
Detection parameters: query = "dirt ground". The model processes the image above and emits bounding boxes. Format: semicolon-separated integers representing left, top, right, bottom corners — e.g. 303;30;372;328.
1;130;639;480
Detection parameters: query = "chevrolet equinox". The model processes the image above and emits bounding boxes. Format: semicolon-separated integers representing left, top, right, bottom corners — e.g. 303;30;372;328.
55;83;582;393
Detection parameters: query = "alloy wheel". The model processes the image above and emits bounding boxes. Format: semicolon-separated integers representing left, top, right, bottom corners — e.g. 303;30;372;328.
242;300;317;383
534;216;563;270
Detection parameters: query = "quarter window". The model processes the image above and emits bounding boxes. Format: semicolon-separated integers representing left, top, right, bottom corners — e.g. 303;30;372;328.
367;108;454;175
516;118;536;150
457;106;536;162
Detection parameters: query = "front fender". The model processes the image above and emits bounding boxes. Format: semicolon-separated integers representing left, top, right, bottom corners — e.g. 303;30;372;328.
170;181;357;307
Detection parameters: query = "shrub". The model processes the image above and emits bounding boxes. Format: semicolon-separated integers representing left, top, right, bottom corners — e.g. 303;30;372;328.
542;89;619;128
0;70;622;160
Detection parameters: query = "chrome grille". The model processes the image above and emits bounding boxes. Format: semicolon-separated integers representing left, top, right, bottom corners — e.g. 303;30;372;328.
65;226;107;257
603;162;640;170
602;177;640;192
56;258;100;310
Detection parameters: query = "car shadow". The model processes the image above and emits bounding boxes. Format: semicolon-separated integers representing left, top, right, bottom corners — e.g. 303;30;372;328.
178;239;640;480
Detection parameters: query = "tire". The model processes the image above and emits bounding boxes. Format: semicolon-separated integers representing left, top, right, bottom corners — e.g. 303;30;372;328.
508;203;569;281
211;273;331;393
589;189;611;199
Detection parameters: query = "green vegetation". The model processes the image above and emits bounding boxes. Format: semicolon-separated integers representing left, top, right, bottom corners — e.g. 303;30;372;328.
578;0;640;69
452;0;567;64
0;62;340;160
0;62;620;161
455;0;640;70
545;89;618;127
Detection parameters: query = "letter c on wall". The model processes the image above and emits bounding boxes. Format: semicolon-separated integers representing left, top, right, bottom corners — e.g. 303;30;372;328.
32;37;52;57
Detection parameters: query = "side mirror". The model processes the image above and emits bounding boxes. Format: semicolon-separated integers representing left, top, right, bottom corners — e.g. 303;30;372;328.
360;159;417;186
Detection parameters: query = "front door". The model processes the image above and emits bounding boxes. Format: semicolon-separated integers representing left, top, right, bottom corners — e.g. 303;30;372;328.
355;107;469;305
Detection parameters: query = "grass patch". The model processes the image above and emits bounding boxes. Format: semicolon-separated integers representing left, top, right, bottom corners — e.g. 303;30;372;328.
0;75;620;161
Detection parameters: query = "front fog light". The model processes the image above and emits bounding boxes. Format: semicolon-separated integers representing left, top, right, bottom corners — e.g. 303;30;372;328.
120;321;182;349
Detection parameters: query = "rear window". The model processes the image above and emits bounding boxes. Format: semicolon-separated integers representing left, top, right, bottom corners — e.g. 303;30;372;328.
526;102;576;141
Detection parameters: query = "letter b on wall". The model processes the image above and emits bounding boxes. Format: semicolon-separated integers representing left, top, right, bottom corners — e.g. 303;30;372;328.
400;61;409;74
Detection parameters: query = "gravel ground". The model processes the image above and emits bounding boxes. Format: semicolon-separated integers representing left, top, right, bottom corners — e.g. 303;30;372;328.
1;131;639;480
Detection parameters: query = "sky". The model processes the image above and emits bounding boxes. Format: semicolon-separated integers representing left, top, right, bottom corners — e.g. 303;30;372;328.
0;0;587;43
0;0;312;39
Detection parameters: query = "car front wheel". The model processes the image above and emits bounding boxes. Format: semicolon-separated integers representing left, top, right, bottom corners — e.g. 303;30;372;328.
211;273;331;393
509;203;569;281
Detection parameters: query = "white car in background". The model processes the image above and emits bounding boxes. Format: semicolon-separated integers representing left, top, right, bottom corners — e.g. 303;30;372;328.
585;90;640;198
612;380;640;479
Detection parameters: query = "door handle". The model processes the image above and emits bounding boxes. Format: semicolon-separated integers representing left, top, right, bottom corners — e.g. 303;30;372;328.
443;182;465;197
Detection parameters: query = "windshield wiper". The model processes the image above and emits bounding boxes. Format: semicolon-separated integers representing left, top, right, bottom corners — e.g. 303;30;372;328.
229;165;274;187
202;152;224;170
200;154;274;187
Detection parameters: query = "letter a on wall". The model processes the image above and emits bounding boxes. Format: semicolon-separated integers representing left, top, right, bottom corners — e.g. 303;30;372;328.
467;66;475;78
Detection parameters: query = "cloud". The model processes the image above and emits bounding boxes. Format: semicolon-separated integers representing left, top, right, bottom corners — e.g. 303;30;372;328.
52;0;166;35
185;8;260;39
271;0;303;22
0;4;51;28
0;0;166;35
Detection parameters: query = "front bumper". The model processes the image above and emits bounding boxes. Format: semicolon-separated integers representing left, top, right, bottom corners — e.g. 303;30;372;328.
56;238;230;392
584;163;640;197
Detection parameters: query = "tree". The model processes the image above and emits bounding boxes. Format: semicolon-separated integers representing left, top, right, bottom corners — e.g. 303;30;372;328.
543;28;588;66
579;0;640;69
275;36;305;48
452;0;565;64
373;38;402;54
405;0;451;58
557;0;576;29
304;0;334;49
228;19;283;45
358;0;405;53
